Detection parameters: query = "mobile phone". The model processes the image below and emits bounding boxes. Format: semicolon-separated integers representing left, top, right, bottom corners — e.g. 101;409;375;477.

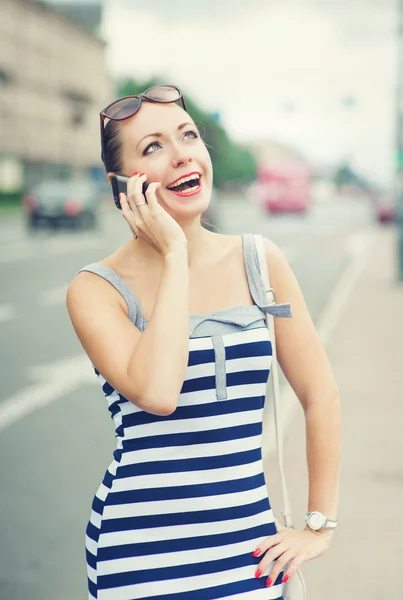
110;174;150;210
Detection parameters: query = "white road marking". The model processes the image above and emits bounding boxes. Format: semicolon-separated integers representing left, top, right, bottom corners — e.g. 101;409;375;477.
0;236;102;263
40;283;69;307
317;230;375;343
0;304;17;323
0;356;97;432
0;229;25;244
0;242;32;263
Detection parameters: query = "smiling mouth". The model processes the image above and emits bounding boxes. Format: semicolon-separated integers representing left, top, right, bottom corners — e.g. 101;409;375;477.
167;174;201;193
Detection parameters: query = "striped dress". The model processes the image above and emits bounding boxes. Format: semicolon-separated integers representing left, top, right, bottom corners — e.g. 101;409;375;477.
79;233;292;600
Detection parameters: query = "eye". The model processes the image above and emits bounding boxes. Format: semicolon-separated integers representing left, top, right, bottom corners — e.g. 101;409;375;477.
142;130;199;156
143;141;161;156
184;130;198;140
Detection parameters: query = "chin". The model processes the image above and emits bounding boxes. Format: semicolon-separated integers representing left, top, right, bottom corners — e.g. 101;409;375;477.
160;186;211;222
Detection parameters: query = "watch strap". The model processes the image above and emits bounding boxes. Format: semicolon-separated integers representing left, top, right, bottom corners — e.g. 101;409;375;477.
324;518;338;530
306;512;338;530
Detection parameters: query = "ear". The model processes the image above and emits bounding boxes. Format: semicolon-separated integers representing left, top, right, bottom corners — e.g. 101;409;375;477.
107;172;114;184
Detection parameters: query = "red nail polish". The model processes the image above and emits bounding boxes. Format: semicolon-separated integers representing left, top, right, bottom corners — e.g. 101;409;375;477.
252;548;261;557
131;172;138;176
266;578;273;587
140;172;146;176
282;574;289;583
255;569;262;578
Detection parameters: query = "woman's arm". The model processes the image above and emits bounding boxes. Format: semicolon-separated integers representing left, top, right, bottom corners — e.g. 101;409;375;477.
66;247;190;416
264;237;341;522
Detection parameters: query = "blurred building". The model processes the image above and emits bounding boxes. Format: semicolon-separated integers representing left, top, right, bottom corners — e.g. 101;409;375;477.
48;1;102;35
245;139;309;169
0;0;113;196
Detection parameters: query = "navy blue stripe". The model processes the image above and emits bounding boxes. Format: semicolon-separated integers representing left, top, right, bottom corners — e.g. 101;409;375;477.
181;375;216;394
106;472;265;505
86;548;97;570
109;575;283;600
102;380;115;396
102;469;115;489
88;577;97;598
113;448;123;463
121;422;262;452
121;396;264;428
225;339;272;360
187;347;215;366
116;448;261;478
115;423;124;438
91;495;104;515
97;520;276;561
97;574;283;600
101;497;269;533
108;401;123;418
227;369;269;387
107;394;127;417
98;549;270;589
86;520;100;543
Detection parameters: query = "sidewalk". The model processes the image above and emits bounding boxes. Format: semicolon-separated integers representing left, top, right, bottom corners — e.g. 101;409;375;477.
264;225;403;599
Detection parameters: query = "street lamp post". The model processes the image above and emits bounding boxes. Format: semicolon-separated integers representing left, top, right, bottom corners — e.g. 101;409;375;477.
396;0;403;282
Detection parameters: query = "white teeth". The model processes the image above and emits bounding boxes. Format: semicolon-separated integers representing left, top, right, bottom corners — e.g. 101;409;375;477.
168;173;200;189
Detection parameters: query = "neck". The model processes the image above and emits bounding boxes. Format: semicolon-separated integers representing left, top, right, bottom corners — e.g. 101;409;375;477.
127;218;218;267
181;218;216;267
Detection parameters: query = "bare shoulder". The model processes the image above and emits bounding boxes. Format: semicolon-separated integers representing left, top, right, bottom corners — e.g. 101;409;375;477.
261;236;305;305
262;236;292;271
66;269;127;323
262;236;288;265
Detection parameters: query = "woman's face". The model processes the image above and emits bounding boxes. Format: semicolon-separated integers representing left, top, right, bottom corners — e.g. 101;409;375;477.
116;102;213;222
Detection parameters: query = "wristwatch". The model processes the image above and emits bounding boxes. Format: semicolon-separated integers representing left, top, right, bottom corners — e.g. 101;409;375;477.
305;511;338;531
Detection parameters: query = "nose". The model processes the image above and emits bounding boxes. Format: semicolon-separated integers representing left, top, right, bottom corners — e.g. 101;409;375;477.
171;145;192;169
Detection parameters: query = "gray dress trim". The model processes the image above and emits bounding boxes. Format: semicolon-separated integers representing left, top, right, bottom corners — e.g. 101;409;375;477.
242;233;292;319
77;262;145;331
77;233;292;401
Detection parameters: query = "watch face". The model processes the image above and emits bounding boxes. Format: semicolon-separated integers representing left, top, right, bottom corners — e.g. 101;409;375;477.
308;512;325;530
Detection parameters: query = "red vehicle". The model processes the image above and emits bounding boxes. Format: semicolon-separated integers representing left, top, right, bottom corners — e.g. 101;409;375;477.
257;163;312;214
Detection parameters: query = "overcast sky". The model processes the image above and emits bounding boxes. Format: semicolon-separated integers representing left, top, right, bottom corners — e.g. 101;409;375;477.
59;0;398;185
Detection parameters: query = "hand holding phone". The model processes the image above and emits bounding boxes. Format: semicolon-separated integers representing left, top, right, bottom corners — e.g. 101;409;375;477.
111;174;149;210
114;172;188;257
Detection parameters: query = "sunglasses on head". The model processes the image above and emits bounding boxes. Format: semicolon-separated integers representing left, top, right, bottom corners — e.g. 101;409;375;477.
99;84;187;163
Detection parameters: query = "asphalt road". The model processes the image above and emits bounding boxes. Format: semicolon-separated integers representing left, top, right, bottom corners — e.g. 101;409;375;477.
0;194;373;600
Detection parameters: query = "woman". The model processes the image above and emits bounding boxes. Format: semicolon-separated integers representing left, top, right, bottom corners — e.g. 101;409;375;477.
66;85;341;600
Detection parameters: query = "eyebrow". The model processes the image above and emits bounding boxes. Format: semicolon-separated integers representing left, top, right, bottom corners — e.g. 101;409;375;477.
136;122;195;149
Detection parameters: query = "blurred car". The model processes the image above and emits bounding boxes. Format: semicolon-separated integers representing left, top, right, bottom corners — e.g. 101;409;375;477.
22;179;99;231
374;194;396;224
257;163;312;215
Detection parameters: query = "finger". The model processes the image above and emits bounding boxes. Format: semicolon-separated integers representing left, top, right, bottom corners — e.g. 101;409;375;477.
126;172;140;197
127;174;143;213
253;533;283;557
120;193;138;234
132;173;148;204
144;182;162;209
265;549;294;587
281;555;305;583
255;544;287;578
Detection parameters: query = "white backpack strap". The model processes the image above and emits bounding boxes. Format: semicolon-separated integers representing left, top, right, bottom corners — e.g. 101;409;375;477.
254;234;294;529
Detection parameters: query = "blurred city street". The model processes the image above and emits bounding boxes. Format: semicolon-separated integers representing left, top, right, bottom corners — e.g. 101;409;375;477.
0;193;396;599
1;0;402;598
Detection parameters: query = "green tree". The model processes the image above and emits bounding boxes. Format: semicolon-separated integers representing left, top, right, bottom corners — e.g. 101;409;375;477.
116;77;257;189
